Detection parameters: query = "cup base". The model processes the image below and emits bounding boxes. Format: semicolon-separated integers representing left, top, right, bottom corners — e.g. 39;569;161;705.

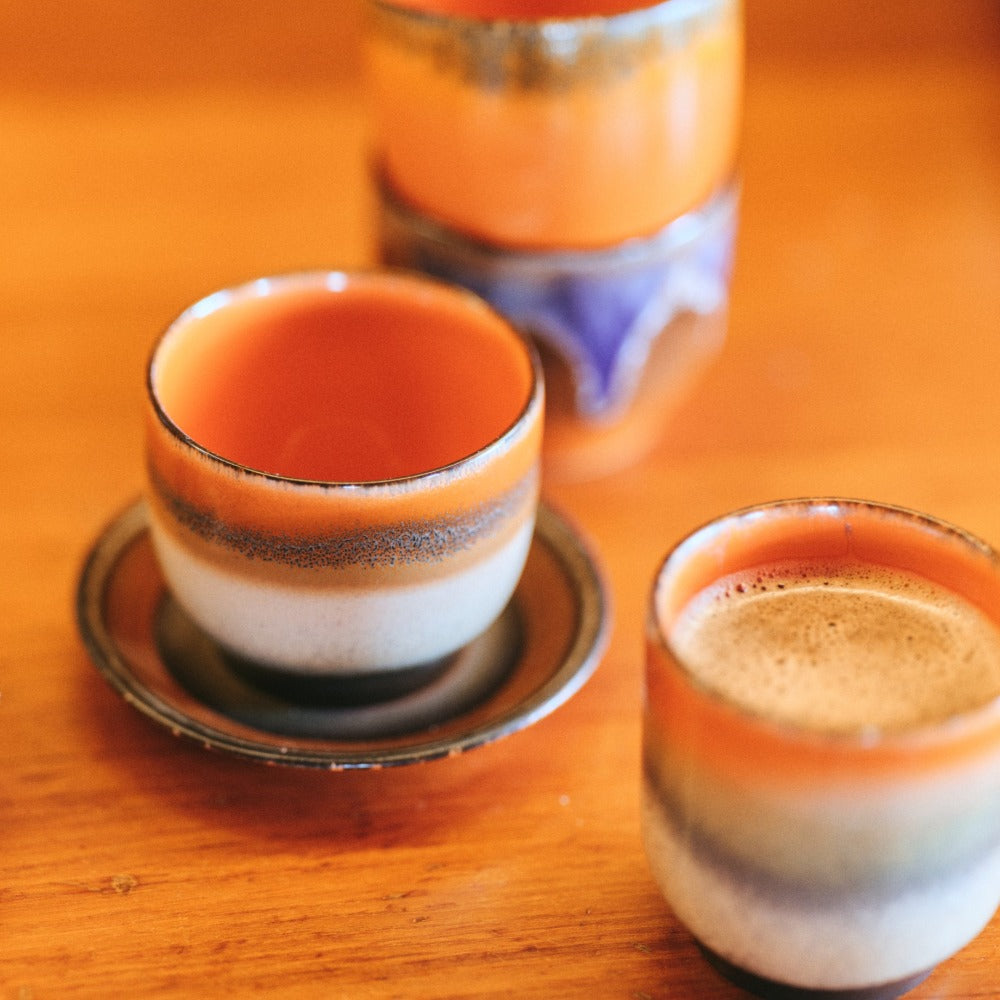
153;589;524;740
697;942;933;1000
227;653;454;707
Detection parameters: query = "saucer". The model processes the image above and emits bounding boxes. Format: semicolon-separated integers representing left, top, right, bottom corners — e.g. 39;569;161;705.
76;499;609;769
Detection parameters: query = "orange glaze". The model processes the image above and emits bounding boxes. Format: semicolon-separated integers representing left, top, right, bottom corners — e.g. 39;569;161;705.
146;274;543;540
152;277;533;483
381;1;667;16
645;636;1000;788
647;501;1000;786
146;405;540;537
368;1;743;249
656;501;1000;632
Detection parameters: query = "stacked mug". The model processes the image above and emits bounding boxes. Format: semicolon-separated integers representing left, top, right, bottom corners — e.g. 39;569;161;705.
366;0;743;479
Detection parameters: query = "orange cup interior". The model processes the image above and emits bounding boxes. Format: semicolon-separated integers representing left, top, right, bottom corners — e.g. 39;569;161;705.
150;273;536;483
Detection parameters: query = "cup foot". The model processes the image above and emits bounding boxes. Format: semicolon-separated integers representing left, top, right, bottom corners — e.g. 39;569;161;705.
227;652;454;707
154;590;525;740
697;942;933;1000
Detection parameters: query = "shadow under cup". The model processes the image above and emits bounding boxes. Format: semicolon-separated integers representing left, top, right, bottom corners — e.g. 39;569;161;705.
144;271;543;697
642;499;1000;999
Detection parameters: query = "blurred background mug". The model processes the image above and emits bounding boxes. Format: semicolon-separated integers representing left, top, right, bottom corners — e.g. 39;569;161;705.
366;0;743;479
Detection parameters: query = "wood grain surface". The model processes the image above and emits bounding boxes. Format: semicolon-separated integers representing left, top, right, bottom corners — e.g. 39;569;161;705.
3;2;999;996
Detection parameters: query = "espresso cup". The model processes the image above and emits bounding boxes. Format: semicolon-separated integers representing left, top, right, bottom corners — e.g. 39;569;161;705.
642;499;1000;999
145;271;543;681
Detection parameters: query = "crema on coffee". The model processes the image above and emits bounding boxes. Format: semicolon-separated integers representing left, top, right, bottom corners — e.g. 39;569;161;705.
669;559;1000;734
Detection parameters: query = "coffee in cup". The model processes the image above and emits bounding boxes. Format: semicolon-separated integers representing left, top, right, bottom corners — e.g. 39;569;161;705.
643;498;1000;998
145;270;543;683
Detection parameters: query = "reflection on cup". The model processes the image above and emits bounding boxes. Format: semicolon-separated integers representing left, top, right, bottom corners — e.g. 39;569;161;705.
366;0;743;478
145;270;543;679
643;499;1000;999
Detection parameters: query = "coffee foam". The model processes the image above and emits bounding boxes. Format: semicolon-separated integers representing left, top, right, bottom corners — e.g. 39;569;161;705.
668;559;1000;734
150;513;535;673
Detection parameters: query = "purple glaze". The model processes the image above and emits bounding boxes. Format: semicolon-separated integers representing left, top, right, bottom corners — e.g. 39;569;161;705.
379;181;738;418
698;943;934;1000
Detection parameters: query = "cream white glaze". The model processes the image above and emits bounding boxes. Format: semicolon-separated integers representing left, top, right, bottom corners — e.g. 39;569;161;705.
149;512;535;673
641;787;1000;990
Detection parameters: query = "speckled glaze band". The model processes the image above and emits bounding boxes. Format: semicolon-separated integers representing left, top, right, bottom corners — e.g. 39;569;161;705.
372;0;730;90
642;500;1000;997
367;0;743;248
147;462;536;583
146;271;543;675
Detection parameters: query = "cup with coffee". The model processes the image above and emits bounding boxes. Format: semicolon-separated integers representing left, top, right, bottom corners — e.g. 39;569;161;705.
145;270;543;694
643;498;1000;998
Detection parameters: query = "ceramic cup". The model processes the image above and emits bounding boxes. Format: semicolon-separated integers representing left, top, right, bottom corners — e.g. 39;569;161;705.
643;499;1000;999
368;0;742;479
145;271;543;684
366;0;744;250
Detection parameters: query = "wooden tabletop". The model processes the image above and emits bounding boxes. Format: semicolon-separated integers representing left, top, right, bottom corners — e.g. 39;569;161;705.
3;2;999;996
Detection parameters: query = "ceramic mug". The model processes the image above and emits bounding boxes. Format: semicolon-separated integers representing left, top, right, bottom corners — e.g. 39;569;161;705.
643;499;1000;999
367;0;744;250
145;271;543;681
369;0;743;479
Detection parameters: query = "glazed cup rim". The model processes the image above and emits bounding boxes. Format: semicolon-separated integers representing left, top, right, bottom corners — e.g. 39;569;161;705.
146;268;544;492
648;496;1000;748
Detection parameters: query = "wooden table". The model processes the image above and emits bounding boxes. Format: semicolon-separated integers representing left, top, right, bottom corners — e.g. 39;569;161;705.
3;2;999;995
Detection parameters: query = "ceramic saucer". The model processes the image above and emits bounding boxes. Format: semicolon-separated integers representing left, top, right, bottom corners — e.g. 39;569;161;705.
76;499;609;769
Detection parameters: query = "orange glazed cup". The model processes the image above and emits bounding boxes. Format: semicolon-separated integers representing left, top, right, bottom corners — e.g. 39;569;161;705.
643;499;1000;999
366;0;744;250
145;271;543;678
